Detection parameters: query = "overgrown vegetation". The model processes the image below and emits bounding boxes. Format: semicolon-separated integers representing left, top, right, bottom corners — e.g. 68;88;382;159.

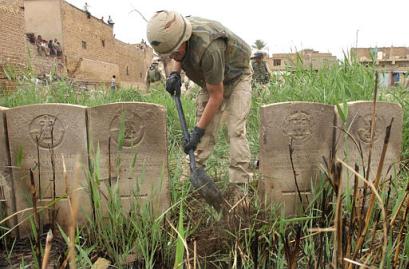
0;59;408;268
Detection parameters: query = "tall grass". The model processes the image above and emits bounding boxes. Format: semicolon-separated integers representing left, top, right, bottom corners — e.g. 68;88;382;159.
0;59;408;268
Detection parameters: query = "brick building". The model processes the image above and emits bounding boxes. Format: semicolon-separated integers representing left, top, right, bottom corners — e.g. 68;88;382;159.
24;0;153;88
0;0;26;70
1;0;152;91
266;49;338;72
351;47;409;87
1;0;65;91
0;0;27;90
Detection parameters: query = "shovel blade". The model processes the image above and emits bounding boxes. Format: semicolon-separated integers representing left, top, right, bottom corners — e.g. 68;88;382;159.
191;167;223;212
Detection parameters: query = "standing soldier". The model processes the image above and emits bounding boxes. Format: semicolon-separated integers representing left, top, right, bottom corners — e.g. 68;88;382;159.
111;75;116;92
145;57;164;90
147;11;254;201
251;51;271;87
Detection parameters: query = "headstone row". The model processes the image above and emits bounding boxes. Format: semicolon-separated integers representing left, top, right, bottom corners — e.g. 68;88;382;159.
0;101;403;236
258;101;403;215
0;103;170;236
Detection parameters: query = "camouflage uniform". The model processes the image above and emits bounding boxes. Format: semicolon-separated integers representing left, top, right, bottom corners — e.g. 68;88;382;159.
145;63;164;89
181;17;253;183
251;59;270;85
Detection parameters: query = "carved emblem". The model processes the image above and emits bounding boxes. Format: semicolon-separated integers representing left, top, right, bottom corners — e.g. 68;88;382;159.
110;111;144;148
282;111;314;143
30;114;65;148
355;114;385;144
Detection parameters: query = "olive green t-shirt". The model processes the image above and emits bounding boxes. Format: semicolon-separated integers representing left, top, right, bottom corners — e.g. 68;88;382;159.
200;39;226;85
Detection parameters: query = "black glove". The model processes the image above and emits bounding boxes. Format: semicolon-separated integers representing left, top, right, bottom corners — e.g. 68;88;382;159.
166;71;181;96
184;126;205;154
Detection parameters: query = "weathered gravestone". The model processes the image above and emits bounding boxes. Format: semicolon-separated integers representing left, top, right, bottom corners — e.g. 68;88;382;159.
258;102;336;215
337;101;403;185
6;104;90;236
87;103;170;215
0;107;12;220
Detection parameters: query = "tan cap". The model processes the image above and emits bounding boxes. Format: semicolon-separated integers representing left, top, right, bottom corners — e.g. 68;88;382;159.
146;10;192;55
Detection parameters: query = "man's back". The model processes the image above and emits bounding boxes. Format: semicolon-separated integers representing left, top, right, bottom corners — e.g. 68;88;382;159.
252;60;270;84
180;17;251;94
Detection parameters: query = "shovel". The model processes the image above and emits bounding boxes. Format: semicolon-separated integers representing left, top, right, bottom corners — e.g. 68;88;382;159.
172;94;223;211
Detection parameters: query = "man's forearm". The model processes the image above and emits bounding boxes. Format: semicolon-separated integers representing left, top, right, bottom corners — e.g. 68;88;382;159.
197;82;224;129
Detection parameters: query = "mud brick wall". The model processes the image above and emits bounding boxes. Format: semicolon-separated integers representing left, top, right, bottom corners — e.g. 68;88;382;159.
61;1;152;86
0;0;27;78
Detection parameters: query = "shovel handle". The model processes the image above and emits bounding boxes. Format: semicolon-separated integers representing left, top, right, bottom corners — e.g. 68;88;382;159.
173;95;196;171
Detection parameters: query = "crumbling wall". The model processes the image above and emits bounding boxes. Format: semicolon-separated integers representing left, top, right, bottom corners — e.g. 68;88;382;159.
26;42;66;77
24;0;64;44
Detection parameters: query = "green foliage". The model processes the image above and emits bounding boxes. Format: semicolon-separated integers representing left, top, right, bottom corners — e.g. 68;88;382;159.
252;40;267;51
85;145;172;267
173;197;186;269
1;59;408;268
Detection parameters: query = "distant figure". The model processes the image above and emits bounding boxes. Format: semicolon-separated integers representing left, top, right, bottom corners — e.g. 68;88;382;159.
251;51;271;86
35;35;43;55
48;40;56;56
107;15;114;26
84;2;91;18
40;39;49;56
145;57;164;89
54;39;62;57
111;75;116;92
101;16;104;22
26;33;36;44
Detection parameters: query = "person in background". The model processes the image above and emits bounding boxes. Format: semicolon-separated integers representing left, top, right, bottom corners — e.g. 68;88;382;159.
84;2;91;18
107;16;114;26
145;57;164;90
111;75;116;92
251;51;271;87
48;40;56;56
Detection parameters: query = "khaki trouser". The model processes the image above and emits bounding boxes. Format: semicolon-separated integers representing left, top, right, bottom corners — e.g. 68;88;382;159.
195;74;253;183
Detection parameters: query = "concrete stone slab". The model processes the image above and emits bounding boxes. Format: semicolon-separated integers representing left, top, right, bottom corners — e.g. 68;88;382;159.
258;102;336;215
6;104;90;236
337;101;403;184
0;107;12;221
87;103;170;215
